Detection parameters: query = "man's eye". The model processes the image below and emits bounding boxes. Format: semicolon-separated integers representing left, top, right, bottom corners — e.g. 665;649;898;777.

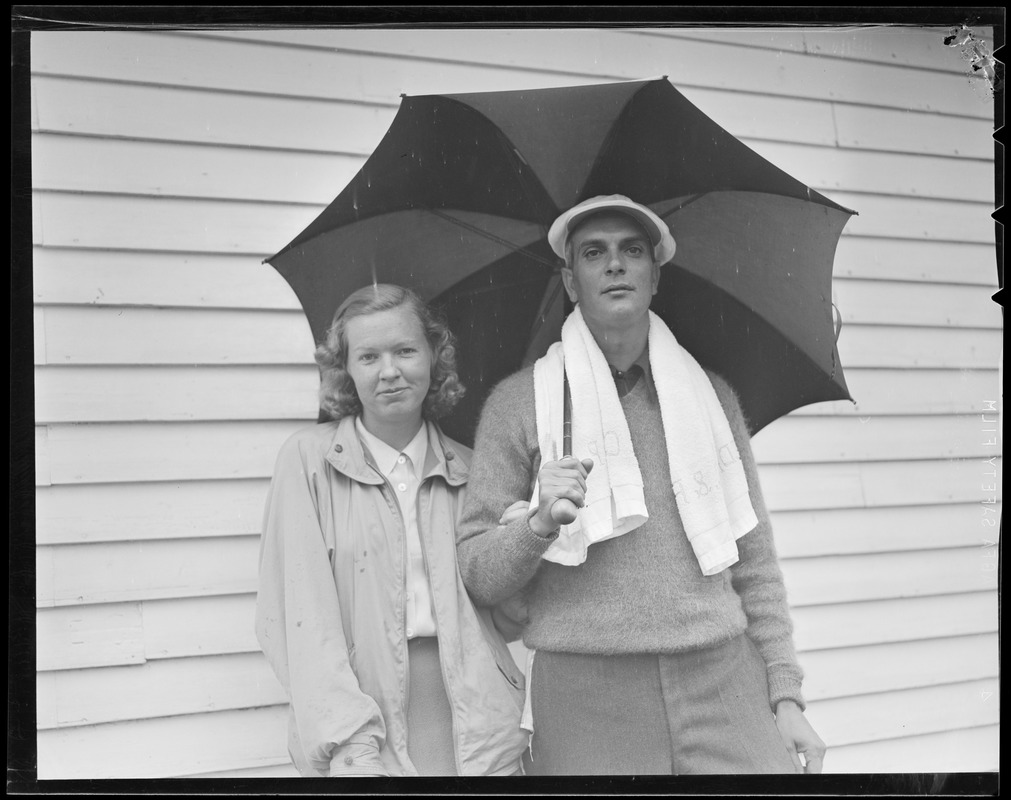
627;245;644;256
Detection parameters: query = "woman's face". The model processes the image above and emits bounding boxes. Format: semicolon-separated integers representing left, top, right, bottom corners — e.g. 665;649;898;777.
344;305;433;431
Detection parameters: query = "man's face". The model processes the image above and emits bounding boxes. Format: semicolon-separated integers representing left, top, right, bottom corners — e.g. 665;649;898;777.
561;213;661;332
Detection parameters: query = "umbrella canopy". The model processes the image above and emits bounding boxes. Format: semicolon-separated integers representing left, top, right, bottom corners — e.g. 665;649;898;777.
268;77;856;446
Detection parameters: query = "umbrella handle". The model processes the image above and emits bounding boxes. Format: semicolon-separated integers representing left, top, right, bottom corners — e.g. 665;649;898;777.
551;373;580;526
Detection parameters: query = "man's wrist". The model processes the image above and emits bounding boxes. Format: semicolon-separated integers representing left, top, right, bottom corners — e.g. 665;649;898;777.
527;506;558;538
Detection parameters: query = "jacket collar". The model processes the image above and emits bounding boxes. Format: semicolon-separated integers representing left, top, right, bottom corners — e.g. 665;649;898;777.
325;415;468;487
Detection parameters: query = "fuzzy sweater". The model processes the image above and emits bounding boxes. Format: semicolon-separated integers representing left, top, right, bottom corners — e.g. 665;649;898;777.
455;364;805;710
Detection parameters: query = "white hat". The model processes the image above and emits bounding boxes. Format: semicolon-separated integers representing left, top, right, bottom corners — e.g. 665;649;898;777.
548;194;677;265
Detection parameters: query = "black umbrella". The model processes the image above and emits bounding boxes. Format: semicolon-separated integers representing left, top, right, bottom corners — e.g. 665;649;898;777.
267;77;856;446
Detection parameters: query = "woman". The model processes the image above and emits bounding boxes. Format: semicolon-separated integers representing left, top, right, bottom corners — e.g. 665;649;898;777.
255;284;528;777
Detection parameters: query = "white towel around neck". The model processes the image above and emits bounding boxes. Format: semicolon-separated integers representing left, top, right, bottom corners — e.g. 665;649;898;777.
531;306;758;573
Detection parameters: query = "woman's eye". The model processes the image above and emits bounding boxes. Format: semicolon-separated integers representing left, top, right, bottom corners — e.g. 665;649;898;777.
399;348;417;356
359;353;377;363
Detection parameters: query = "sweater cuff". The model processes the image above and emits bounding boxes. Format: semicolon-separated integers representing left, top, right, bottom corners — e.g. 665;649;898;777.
767;670;806;713
329;737;387;777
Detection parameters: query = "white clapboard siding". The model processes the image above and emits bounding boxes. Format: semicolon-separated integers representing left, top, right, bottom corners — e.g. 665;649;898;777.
833;280;999;328
37;602;145;671
35;131;994;205
798;633;998;701
182;28;994;119
762;458;1001;510
790;369;1000;416
30;27;999;779
834;239;999;285
37;705;291;779
37;421;306;485
657;26;982;73
779;547;998;607
825;725;999;773
834;101;995;159
804;677;999;747
770;504;993;558
35;365;319;423
36;594;263;671
36;479;271;544
745;140;993;202
32;248;301;309
31;75;399;153
791;592;999;652
37;652;286;729
37;536;261;607
31;133;365;204
752;414;993;463
35;366;999;423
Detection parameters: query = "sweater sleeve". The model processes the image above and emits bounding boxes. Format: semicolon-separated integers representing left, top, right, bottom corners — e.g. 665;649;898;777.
455;369;557;606
254;433;389;777
710;375;806;712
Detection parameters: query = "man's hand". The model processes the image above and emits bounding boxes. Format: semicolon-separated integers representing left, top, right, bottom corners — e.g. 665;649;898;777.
498;500;531;525
529;456;594;537
775;700;826;774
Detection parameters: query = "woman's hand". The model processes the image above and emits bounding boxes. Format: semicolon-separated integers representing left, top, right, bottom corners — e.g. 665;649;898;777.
498;500;531;525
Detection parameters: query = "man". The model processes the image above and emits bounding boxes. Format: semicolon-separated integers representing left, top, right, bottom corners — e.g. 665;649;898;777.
456;195;826;775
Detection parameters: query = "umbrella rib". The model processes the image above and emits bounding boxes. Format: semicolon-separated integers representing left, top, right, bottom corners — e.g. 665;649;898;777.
424;208;560;270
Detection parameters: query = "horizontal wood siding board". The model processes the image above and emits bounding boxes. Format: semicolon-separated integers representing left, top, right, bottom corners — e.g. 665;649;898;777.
36;307;1002;368
38;420;305;485
31;29;993;119
36;603;146;671
31;192;997;254
761;458;1002;510
803;678;998;747
790;369;1000;416
834;102;997;158
780;547;998;606
35;595;262;670
833;239;998;286
648;27;980;73
798;633;999;701
35;365;319;424
752;413;998;464
36;536;261;607
32;132;993;204
36;480;271;545
770;503;995;558
141;595;262;660
791;592;999;652
36;705;290;779
822;725;999;773
37;652;286;729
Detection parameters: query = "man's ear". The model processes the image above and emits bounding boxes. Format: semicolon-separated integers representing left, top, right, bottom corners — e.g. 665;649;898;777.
651;261;661;295
560;266;578;303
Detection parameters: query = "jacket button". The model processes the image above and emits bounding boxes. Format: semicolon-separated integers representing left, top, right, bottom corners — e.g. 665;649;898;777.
344;755;354;765
445;451;455;461
335;444;343;453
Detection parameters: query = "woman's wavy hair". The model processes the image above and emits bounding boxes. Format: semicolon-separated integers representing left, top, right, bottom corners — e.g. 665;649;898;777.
314;284;465;422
